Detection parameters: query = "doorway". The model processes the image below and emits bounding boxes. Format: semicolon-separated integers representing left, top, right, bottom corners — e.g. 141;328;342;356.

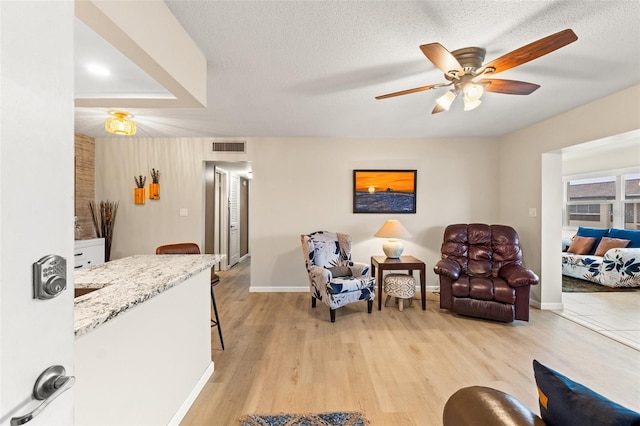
544;130;640;349
204;161;251;270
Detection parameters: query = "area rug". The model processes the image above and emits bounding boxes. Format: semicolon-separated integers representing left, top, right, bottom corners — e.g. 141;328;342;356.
238;411;369;426
562;275;640;293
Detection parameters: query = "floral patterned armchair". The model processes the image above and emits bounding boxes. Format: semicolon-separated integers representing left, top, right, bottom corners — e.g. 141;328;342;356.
301;231;375;322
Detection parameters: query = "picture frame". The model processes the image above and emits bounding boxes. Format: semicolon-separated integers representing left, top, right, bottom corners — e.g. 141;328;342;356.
353;169;417;214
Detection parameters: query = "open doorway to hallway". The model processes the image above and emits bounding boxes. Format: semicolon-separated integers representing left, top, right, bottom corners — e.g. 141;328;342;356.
204;161;251;271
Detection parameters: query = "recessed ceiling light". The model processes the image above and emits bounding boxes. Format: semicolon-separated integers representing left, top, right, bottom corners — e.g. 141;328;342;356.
87;64;110;77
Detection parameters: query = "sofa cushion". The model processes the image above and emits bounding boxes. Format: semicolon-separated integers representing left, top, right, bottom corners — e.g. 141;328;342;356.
492;278;516;304
607;228;640;249
567;236;596;255
533;359;640;426
469;277;493;300
594;237;631;256
575;227;609;254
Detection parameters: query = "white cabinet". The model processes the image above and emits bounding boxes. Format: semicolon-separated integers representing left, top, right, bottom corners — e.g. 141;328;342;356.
74;238;105;269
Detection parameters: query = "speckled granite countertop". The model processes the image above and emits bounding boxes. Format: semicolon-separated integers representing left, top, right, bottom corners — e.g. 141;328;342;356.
74;254;224;337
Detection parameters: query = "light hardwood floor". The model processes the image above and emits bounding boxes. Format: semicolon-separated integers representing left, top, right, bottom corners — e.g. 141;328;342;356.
555;291;640;351
181;259;640;425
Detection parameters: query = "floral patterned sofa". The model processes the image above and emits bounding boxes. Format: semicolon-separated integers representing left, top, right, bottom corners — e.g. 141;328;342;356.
561;227;640;288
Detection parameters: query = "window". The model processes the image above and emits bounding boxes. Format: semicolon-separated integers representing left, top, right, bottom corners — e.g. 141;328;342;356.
566;176;615;228
564;171;640;230
624;173;640;230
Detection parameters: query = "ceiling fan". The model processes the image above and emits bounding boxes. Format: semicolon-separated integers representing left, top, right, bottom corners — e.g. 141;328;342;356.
375;29;578;114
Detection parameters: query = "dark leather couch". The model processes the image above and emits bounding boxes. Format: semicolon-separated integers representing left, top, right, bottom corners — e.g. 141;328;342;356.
434;224;539;322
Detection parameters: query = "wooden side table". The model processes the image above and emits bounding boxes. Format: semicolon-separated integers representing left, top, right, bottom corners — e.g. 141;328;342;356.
371;255;426;311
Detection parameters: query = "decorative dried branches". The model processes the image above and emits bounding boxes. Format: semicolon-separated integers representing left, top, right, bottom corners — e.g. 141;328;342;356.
150;168;160;183
134;175;146;188
89;200;119;262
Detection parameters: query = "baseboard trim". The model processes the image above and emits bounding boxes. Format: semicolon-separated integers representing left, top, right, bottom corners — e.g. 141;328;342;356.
531;298;564;310
168;361;214;425
250;286;309;292
538;302;564;310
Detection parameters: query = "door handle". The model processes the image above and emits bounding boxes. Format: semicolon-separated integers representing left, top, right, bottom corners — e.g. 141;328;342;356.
10;365;75;426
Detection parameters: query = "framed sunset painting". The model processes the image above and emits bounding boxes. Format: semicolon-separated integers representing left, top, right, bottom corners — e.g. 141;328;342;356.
353;170;417;213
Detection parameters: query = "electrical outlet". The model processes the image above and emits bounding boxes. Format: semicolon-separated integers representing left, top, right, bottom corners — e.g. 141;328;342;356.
179;208;188;217
528;208;537;217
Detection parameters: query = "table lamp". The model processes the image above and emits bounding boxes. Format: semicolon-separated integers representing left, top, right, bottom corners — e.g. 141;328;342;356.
374;219;412;258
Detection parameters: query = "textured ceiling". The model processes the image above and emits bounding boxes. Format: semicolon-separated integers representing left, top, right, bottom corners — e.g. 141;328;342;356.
74;0;640;139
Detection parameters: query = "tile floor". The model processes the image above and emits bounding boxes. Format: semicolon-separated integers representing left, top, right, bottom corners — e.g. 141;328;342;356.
553;291;640;351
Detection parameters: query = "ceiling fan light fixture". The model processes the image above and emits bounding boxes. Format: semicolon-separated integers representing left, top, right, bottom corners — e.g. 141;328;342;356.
463;98;482;111
435;90;457;111
463;83;484;102
105;111;137;136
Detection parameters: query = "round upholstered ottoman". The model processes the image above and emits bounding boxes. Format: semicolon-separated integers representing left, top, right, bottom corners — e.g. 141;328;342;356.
383;273;415;311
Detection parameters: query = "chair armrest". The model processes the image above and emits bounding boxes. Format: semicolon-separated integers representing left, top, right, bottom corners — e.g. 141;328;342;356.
499;264;539;288
350;261;371;278
307;265;331;282
443;386;545;426
434;258;461;280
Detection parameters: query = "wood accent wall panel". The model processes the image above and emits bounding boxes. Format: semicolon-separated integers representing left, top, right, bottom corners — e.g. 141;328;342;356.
75;133;96;239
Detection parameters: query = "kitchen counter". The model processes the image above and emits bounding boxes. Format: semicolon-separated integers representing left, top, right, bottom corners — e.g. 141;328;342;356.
74;253;224;424
74;254;222;337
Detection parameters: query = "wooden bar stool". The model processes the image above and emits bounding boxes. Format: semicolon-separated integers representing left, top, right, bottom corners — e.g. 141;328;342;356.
156;243;224;350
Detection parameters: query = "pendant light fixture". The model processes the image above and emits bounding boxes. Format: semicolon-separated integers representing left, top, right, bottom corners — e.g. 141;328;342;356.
105;111;137;136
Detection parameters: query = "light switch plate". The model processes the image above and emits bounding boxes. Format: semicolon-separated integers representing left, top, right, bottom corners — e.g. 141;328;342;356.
528;208;537;217
179;208;188;217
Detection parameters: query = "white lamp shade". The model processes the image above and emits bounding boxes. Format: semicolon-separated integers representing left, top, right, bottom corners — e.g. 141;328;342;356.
435;90;457;111
374;220;412;239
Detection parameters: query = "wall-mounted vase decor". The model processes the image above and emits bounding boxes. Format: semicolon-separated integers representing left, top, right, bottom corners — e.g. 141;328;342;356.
134;175;146;205
149;168;160;200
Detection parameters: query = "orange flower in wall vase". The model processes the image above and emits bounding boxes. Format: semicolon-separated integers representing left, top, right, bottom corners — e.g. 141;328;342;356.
149;168;160;200
134;175;146;205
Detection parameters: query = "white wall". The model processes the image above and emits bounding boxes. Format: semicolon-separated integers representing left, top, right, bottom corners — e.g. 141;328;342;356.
95;136;499;290
250;137;499;291
562;130;639;176
95;138;210;258
499;85;640;307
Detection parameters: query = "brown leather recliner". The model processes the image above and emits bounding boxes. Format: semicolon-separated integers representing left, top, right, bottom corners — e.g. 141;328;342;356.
434;224;539;323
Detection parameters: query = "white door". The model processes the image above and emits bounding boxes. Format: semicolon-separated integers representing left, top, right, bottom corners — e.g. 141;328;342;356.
228;174;241;267
214;170;228;271
0;2;75;425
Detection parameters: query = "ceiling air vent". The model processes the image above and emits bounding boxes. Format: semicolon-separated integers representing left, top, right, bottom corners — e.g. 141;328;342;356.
212;141;246;153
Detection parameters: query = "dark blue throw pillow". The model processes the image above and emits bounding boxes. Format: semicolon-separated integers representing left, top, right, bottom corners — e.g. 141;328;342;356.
607;228;640;249
533;360;640;426
576;227;609;255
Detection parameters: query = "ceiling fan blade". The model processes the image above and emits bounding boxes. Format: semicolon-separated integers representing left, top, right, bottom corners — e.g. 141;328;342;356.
375;83;445;100
482;79;540;95
419;43;464;76
477;29;578;76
